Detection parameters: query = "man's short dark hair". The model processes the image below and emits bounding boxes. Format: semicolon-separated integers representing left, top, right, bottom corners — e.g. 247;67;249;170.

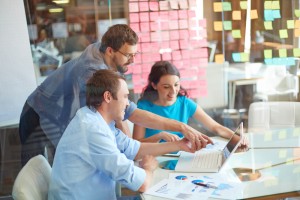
86;70;125;109
99;24;139;53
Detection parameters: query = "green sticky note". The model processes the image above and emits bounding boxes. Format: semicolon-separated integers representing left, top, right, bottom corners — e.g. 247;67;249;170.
296;9;300;17
264;21;273;30
232;30;241;38
240;1;247;10
223;21;232;30
287;20;295;29
279;29;288;38
293;48;300;57
279;49;287;57
264;49;272;58
241;53;249;62
222;2;232;11
272;1;280;10
264;1;272;9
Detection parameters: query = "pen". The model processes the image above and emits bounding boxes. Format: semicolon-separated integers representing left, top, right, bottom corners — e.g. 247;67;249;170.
194;182;218;189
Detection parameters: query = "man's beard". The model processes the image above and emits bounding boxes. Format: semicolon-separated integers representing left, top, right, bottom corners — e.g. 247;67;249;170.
117;65;128;74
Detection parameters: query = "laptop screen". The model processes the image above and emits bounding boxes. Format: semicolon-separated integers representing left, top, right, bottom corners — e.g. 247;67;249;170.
222;122;243;159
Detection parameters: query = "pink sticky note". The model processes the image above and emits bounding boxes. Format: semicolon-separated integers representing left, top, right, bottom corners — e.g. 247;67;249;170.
139;12;149;22
149;1;159;11
169;10;178;20
199;19;207;28
142;53;152;63
198;29;207;38
134;54;142;64
129;13;139;23
189;30;197;38
179;40;189;49
161;41;170;49
170;30;180;40
140;32;150;42
170;40;179;50
188;10;196;18
197;67;207;77
160;11;169;19
178;10;188;19
173;61;183;69
130;23;140;33
179;30;189;39
182;59;190;67
141;42;152;52
152;53;161;61
188;0;197;7
169;21;179;30
179;19;188;29
162;52;172;60
172;50;182;60
189;19;198;28
129;2;139;12
150;32;159;42
169;0;179;9
139;2;149;12
161;31;170;41
150;12;159;21
179;0;188;9
142;63;151;72
159;0;169;10
140;22;150;32
160;21;170;30
132;65;142;74
181;50;190;59
199;58;208;66
150;42;160;52
150;21;158;31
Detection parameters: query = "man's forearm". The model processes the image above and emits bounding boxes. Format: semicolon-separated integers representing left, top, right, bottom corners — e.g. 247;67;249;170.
135;142;179;160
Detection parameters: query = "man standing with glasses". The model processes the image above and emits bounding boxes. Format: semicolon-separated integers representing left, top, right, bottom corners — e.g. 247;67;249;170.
19;24;212;166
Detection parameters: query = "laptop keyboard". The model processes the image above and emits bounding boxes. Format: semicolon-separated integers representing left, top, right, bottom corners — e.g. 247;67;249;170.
192;151;220;168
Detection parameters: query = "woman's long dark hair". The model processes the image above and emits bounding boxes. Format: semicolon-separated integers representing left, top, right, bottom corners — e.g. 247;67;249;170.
139;61;188;103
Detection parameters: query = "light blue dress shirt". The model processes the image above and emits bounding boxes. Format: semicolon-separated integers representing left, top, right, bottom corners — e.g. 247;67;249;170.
48;106;145;200
26;42;137;147
137;96;197;138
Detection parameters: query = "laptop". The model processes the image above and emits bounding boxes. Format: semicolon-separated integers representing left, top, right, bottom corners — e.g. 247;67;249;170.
175;122;243;173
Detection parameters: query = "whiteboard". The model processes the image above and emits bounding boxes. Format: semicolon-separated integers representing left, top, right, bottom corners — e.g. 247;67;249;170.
0;0;37;127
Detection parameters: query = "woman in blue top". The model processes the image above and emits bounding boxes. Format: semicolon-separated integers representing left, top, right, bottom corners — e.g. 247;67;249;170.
133;61;237;143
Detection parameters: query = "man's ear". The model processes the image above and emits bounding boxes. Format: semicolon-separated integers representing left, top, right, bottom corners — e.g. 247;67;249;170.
103;91;112;103
151;82;157;90
106;46;114;57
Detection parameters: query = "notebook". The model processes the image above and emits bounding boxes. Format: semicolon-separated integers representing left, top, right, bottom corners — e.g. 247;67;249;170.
175;122;243;173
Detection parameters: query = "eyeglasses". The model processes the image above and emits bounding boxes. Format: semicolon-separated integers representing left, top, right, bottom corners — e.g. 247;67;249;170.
115;49;140;60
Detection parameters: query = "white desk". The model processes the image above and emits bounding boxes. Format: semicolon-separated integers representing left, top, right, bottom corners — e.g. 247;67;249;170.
142;131;300;200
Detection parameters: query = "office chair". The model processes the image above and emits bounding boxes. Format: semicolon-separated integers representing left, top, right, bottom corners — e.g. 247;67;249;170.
12;155;51;200
248;101;300;133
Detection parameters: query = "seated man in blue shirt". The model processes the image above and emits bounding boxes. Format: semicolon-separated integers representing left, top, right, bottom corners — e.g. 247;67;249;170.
48;70;195;200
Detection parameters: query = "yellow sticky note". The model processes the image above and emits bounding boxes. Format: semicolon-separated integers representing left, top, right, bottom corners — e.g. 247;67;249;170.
272;1;280;10
222;2;232;11
295;29;300;37
279;149;287;158
214;21;223;31
215;54;224;63
264;49;273;58
264;21;273;30
295;9;300;17
213;2;222;12
264;131;272;141
232;30;241;38
279;29;288;38
293;48;300;57
278;130;287;139
240;1;247;10
264;1;272;9
293;128;300;136
279;49;287;58
251;10;258;19
295;20;300;28
241;53;249;62
232;10;241;20
287;20;295;29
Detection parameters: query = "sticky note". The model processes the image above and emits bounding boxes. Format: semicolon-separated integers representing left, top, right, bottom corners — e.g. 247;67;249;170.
272;10;281;19
232;53;241;62
129;3;139;12
213;2;222;12
232;30;241;38
272;1;280;10
287;20;295;29
264;131;272;141
264;1;272;9
293;48;300;57
240;1;247;10
179;0;188;9
264;10;274;21
264;49;272;58
169;0;179;9
295;20;300;28
241;53;249;62
149;1;159;11
264;58;273;65
139;2;149;12
279;150;287;158
251;10;258;19
279;29;288;38
232;10;241;20
215;54;224;63
222;2;232;11
293;128;300;136
279;49;287;58
295;9;300;18
223;21;232;30
264;21;273;30
295;29;300;37
214;21;223;31
278;130;287;139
